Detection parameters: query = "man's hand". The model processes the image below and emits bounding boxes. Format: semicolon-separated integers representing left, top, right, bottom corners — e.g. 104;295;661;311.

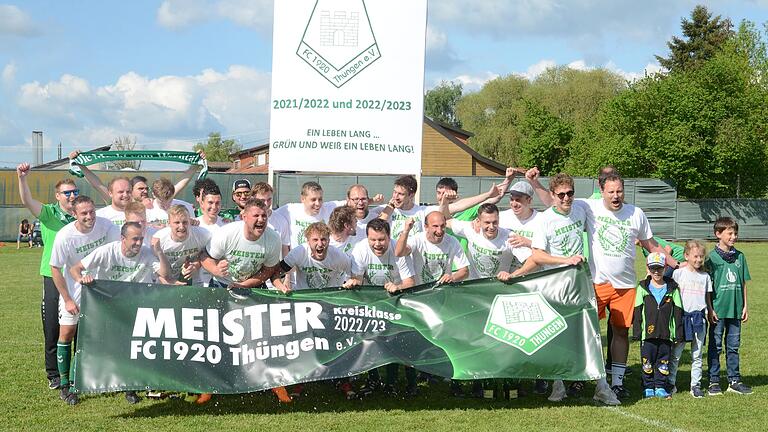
437;274;454;285
440;189;457;205
508;234;532;248
525;167;540;182
371;193;384;204
342;279;360;289
277;284;292;294
68;150;81;160
189;218;200;226
485;182;501;200
214;260;229;278
80;274;94;285
150;237;164;258
384;282;401;294
16;163;31;178
566;255;584;265
403;217;415;232
64;299;80;315
742;306;749;323
708;309;719;324
496;271;514;282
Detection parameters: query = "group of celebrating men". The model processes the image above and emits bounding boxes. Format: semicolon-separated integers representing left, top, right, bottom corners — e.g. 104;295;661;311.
17;153;681;407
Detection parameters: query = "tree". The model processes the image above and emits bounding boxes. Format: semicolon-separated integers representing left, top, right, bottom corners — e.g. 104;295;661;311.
656;5;733;73
193;132;241;162
108;136;141;170
590;32;768;198
424;81;463;127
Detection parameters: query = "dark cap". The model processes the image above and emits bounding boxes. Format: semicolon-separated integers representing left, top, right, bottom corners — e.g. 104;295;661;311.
232;179;251;192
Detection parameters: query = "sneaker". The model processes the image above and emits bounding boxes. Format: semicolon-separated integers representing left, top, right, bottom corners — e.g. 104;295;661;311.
534;379;549;395
655;388;672;399
125;391;141;404
548;380;567;402
146;390;164;399
59;385;71;401
405;385;419;398
611;385;630;400
644;388;655;398
593;384;621;406
708;383;722;396
289;384;304;398
357;379;381;398
727;381;753;395
65;392;79;406
566;381;585;397
449;381;465;398
48;377;61;390
271;386;292;403
195;393;212;405
690;386;705;398
339;382;356;400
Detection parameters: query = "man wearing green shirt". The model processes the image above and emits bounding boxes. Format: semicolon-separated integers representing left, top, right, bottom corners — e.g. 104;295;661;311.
17;163;77;390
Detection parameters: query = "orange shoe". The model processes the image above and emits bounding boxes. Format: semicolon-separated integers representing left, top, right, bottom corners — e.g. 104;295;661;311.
272;386;292;403
195;393;212;404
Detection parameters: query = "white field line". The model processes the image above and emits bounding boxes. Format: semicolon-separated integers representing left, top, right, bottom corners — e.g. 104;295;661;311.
603;406;688;432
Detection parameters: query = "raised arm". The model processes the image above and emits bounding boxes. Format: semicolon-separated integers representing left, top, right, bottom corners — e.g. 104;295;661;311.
394;218;414;257
525;167;553;207
447;183;501;214
639;237;681;269
16;163;43;217
173;151;205;196
69;150;110;203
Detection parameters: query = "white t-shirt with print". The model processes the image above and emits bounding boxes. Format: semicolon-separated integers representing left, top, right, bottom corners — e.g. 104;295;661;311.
81;241;158;283
146;199;195;229
272;201;339;248
499;208;539;263
407;232;469;285
95;205;126;227
355;208;384;240
531;202;588;269
50;217;121;301
580;199;653;288
382;204;429;240
206;221;281;286
672;268;712;312
450;220;519;280
350;240;414;286
153;225;211;284
283;244;351;290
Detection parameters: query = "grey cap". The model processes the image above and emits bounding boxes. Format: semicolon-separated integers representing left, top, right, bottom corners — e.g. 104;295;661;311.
507;181;534;197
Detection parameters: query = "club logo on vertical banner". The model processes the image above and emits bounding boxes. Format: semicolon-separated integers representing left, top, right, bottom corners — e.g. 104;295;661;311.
297;0;381;88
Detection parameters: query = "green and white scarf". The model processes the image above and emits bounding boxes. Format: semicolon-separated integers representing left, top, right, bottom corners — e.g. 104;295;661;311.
69;151;208;179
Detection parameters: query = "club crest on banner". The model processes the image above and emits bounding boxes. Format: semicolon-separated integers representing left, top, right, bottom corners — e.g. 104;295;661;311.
484;292;568;355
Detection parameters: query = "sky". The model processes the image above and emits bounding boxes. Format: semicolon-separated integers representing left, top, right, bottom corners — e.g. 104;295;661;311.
1;0;768;168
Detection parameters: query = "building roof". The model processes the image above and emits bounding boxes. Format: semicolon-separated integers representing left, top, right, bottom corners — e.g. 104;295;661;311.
423;117;505;172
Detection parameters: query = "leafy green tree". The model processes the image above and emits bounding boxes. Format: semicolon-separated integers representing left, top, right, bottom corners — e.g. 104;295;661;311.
193;132;241;162
591;31;768;198
424;81;463;127
656;5;733;73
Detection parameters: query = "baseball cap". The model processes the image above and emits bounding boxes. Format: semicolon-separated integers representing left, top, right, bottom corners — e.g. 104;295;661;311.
646;252;666;269
507;181;534;197
232;179;251;191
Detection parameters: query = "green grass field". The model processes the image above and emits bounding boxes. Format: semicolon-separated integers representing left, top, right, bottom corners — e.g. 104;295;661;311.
3;242;767;431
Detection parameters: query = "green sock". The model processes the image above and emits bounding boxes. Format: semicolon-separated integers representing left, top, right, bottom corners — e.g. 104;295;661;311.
57;342;71;387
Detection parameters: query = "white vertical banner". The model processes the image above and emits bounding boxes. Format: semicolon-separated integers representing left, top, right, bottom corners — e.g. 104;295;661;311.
269;0;427;175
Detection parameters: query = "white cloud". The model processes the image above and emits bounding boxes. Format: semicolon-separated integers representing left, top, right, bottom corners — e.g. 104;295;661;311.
518;59;557;80
425;25;463;71
434;71;500;93
15;65;272;152
156;0;211;30
0;4;38;36
157;0;273;33
2;61;16;85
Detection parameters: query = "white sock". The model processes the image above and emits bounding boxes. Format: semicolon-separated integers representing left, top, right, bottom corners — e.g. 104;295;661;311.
611;363;626;387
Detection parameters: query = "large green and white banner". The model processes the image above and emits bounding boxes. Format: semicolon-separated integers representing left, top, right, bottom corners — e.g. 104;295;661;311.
73;264;605;394
268;0;427;174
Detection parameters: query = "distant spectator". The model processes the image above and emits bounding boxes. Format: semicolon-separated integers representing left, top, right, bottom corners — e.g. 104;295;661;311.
18;218;33;249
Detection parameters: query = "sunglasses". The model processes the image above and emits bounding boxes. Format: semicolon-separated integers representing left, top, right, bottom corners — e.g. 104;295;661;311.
555;190;575;199
233;191;251;198
60;189;80;197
